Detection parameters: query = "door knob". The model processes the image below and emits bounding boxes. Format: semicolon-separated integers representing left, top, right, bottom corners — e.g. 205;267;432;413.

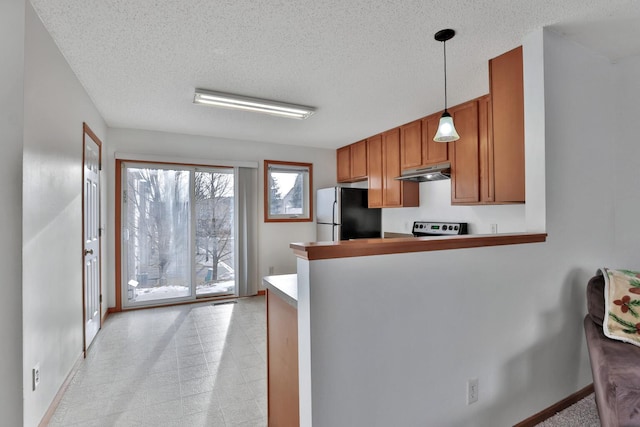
84;249;94;256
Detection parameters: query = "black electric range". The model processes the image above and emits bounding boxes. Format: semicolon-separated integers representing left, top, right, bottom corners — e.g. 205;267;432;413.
412;221;468;237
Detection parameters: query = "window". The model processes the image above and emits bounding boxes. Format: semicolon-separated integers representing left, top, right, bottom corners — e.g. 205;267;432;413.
264;160;313;222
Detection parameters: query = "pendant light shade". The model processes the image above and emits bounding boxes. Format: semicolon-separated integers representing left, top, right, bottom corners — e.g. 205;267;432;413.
433;29;460;143
434;111;460;142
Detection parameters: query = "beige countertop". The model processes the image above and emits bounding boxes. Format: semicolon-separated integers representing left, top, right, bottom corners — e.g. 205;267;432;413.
262;274;298;307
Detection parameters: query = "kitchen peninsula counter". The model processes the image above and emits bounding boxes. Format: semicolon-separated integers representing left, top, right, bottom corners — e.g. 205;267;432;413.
290;232;547;260
292;231;548;426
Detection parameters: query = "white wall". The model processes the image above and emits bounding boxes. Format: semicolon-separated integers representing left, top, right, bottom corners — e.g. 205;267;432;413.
522;30;546;232
382;182;527;235
612;54;640;266
105;128;336;306
0;0;25;425
297;28;625;426
22;3;108;426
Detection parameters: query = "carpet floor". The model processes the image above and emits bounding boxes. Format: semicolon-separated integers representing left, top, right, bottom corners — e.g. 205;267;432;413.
536;393;600;426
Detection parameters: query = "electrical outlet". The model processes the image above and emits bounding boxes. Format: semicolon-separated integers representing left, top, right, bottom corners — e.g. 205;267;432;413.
490;224;498;234
32;364;40;391
467;378;479;405
268;266;274;275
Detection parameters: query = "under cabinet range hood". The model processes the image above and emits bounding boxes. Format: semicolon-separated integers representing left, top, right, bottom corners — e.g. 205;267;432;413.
395;162;451;182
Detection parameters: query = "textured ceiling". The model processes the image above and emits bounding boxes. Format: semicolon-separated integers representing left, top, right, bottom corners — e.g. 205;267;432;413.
30;0;640;149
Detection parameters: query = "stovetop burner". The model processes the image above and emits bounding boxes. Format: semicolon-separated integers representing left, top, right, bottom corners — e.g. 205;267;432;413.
412;221;468;237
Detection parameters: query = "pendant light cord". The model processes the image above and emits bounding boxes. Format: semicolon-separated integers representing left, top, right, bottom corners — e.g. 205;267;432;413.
443;40;448;111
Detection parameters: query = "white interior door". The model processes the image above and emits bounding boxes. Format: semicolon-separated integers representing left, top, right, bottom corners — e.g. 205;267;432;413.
83;125;102;351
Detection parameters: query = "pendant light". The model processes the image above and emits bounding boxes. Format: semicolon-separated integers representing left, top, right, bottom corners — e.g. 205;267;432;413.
433;29;460;142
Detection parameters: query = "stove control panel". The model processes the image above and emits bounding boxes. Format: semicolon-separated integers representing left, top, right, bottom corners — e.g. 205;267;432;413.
412;221;468;236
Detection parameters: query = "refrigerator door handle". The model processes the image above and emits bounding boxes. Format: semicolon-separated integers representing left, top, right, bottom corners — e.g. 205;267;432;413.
332;200;337;225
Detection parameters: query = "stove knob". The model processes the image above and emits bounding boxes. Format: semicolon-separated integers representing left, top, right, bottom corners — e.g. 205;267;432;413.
443;225;449;230
454;225;459;231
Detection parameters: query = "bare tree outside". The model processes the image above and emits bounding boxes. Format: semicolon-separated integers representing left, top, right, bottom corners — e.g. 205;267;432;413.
194;169;235;295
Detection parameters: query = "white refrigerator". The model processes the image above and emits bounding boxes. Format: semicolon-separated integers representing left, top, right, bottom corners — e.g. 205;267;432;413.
316;187;382;242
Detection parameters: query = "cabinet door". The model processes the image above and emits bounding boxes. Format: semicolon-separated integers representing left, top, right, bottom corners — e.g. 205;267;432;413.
400;120;422;170
450;100;480;204
381;130;419;207
478;95;494;202
422;113;449;165
490;46;525;202
367;135;383;208
382;129;402;207
337;146;351;182
351;140;368;180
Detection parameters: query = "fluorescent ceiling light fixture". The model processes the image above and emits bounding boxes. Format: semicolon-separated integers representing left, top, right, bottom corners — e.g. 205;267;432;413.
193;89;315;119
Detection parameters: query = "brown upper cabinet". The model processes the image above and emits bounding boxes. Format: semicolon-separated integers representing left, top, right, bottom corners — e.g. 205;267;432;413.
400;120;422;170
336;45;525;206
337;140;368;183
400;114;449;171
478;95;495;203
367;130;419;208
336;145;351;182
489;46;525;203
450;47;525;205
449;99;480;204
366;135;383;208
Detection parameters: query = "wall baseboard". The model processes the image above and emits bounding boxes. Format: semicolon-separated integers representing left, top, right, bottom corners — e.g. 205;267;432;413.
513;383;595;427
38;353;84;427
102;307;116;324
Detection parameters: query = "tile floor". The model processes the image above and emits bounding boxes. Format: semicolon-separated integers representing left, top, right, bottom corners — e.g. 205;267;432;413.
49;296;267;426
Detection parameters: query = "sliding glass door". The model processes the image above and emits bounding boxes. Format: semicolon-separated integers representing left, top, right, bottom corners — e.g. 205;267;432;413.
122;163;235;308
